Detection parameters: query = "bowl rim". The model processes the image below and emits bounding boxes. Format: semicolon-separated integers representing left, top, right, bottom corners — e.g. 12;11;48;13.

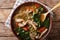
10;2;52;40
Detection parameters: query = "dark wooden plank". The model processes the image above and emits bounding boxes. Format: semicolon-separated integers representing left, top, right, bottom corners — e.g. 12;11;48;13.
46;22;60;40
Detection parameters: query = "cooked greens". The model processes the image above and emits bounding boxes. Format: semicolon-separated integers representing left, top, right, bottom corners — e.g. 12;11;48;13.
33;13;41;27
15;27;31;40
43;18;50;28
38;7;43;13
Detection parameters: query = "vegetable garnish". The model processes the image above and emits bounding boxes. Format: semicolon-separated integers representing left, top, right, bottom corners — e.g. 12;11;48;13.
26;6;35;12
43;18;50;28
39;28;48;38
38;7;44;13
33;13;41;27
38;27;46;33
15;27;31;40
35;3;40;8
23;27;29;31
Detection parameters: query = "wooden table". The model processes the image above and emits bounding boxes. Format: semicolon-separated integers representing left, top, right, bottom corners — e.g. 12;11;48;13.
0;0;60;40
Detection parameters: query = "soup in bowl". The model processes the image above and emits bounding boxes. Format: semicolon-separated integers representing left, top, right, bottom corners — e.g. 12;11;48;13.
11;2;52;40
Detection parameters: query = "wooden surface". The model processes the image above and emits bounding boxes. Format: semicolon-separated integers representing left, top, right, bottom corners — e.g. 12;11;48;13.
0;0;60;40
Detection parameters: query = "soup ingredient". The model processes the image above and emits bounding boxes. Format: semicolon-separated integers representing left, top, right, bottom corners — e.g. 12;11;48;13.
23;26;29;31
18;21;27;27
29;26;37;40
38;7;43;13
39;28;48;38
16;27;31;40
33;13;41;27
43;18;50;28
15;18;24;22
38;27;46;33
28;20;37;30
26;6;35;12
35;3;40;8
27;11;33;19
15;18;28;27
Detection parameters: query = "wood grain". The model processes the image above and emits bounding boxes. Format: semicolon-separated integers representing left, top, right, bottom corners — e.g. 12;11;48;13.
44;0;60;7
0;0;15;8
0;0;60;8
0;9;12;22
0;23;14;37
46;22;60;40
0;37;18;40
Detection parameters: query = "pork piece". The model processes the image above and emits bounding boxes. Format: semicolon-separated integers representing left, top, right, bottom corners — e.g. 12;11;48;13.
15;18;28;27
15;18;37;30
27;20;37;30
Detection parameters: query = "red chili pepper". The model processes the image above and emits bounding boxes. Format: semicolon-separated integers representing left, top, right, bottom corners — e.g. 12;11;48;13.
35;3;40;8
23;25;29;31
38;27;46;33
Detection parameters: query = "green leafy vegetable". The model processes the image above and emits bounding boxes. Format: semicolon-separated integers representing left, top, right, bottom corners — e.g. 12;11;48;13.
43;18;50;28
15;27;31;40
33;14;41;27
38;7;43;13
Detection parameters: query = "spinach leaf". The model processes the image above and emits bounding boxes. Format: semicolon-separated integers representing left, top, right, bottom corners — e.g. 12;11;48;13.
33;14;41;27
38;7;43;13
43;18;50;28
15;28;31;40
